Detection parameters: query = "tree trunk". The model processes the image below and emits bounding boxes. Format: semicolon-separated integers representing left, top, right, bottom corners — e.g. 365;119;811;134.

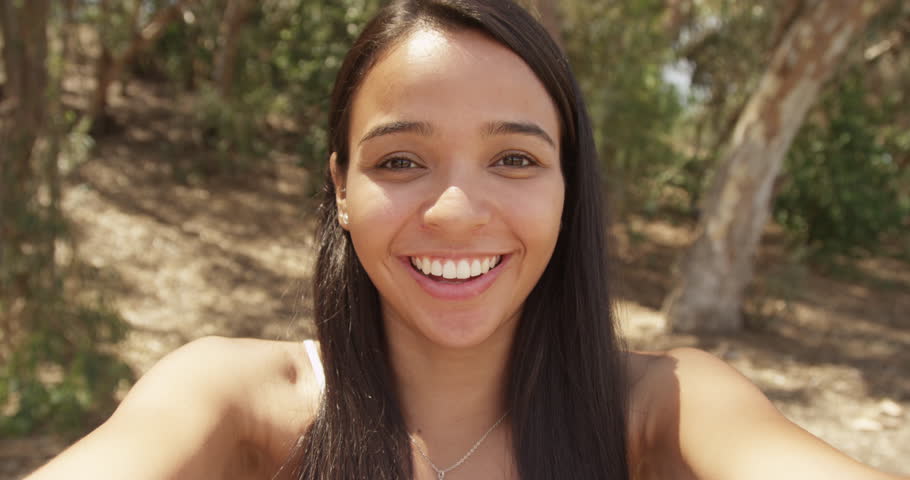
0;0;23;105
0;0;50;344
0;0;49;200
89;41;115;129
664;0;693;39
90;0;195;125
662;0;888;333
0;0;48;163
214;0;253;98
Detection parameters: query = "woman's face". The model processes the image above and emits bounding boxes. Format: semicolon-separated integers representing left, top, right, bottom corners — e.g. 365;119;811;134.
335;27;564;350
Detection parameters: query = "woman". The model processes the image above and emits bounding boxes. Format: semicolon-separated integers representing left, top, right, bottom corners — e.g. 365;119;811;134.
26;1;906;479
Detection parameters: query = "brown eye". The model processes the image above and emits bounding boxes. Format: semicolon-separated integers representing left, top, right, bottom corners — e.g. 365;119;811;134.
380;157;420;169
495;153;535;168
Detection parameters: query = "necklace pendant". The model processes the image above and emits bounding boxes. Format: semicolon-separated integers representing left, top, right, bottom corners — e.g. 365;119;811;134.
437;472;445;480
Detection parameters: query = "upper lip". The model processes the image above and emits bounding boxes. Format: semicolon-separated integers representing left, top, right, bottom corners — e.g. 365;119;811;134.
400;252;508;258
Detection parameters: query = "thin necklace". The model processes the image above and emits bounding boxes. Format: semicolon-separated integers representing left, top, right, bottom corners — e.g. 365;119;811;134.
409;411;509;480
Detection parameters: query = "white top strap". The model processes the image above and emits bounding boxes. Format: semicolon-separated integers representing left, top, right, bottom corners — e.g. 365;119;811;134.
302;339;325;390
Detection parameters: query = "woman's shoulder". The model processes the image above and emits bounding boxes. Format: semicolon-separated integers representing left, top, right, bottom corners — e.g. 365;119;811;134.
26;336;322;479
626;346;736;402
170;336;323;466
625;346;774;437
125;336;322;475
147;336;320;411
623;348;903;480
624;347;766;479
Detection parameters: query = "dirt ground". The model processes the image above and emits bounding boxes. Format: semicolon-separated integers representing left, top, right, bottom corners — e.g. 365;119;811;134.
1;82;908;479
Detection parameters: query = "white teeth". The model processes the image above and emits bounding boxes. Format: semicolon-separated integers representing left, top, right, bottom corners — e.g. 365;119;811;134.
456;260;471;279
442;260;457;279
410;255;504;280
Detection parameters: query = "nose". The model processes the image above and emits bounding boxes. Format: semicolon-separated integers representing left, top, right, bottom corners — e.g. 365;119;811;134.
423;184;491;234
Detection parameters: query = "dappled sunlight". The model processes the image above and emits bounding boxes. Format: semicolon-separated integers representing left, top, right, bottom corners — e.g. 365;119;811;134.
62;133;317;375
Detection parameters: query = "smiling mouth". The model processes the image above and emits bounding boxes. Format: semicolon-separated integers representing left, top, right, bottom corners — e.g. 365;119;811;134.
409;256;502;283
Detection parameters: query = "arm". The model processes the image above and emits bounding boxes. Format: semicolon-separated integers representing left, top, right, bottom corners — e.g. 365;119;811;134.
647;348;907;480
26;336;243;480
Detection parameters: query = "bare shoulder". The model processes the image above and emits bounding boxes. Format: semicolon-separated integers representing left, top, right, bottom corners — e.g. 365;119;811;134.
623;349;688;479
626;347;771;416
169;336;322;467
624;348;905;480
625;347;774;456
128;336;318;417
26;336;321;480
218;337;323;466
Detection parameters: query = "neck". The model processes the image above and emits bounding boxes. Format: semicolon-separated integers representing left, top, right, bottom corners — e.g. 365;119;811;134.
384;315;515;455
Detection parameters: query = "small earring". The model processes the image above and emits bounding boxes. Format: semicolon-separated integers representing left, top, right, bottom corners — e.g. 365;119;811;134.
341;212;349;225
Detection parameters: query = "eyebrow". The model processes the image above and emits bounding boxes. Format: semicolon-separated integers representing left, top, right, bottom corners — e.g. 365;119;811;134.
357;119;556;148
483;121;556;148
359;121;434;145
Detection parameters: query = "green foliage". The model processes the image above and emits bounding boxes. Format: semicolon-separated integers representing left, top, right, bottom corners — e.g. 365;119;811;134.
1;300;133;436
0;135;132;435
141;0;381;180
191;85;274;174
670;0;782;213
1;4;132;436
0;168;132;436
563;0;684;213
775;68;910;259
235;0;381;172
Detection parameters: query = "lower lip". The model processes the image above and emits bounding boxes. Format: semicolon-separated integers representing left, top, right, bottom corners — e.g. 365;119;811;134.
400;255;510;301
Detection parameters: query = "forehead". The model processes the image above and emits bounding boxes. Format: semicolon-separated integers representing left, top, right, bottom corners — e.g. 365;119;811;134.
349;27;560;145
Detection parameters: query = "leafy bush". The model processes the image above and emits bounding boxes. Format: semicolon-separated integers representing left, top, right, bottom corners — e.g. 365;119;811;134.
190;85;275;175
564;0;684;214
1;299;133;435
775;68;909;259
1;108;129;436
0;197;132;436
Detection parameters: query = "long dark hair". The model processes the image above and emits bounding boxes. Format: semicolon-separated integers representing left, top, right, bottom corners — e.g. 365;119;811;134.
284;1;629;478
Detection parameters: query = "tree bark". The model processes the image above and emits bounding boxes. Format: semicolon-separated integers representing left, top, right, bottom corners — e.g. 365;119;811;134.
0;0;23;105
0;0;50;339
664;0;693;39
0;0;49;197
663;0;888;333
90;0;195;124
0;0;49;161
214;0;253;98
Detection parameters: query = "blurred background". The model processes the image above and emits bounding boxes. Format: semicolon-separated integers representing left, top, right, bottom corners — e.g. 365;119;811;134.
0;0;908;477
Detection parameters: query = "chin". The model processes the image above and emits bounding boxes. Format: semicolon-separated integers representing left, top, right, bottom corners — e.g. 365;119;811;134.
409;307;519;350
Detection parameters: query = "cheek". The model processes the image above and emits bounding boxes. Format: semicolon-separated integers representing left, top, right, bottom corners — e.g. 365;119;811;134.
346;180;398;225
345;181;412;257
507;180;565;245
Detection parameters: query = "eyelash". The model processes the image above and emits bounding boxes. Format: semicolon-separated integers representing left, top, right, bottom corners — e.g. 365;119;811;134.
378;156;421;169
493;152;537;168
376;152;539;170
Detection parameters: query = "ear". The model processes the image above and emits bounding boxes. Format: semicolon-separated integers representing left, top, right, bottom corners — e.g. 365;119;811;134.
329;152;348;229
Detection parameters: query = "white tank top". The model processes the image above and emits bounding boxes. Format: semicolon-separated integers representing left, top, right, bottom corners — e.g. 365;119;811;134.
302;339;325;390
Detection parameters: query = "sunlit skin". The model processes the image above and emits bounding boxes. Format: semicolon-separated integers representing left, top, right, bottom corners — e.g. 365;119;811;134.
331;27;563;475
336;28;563;350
